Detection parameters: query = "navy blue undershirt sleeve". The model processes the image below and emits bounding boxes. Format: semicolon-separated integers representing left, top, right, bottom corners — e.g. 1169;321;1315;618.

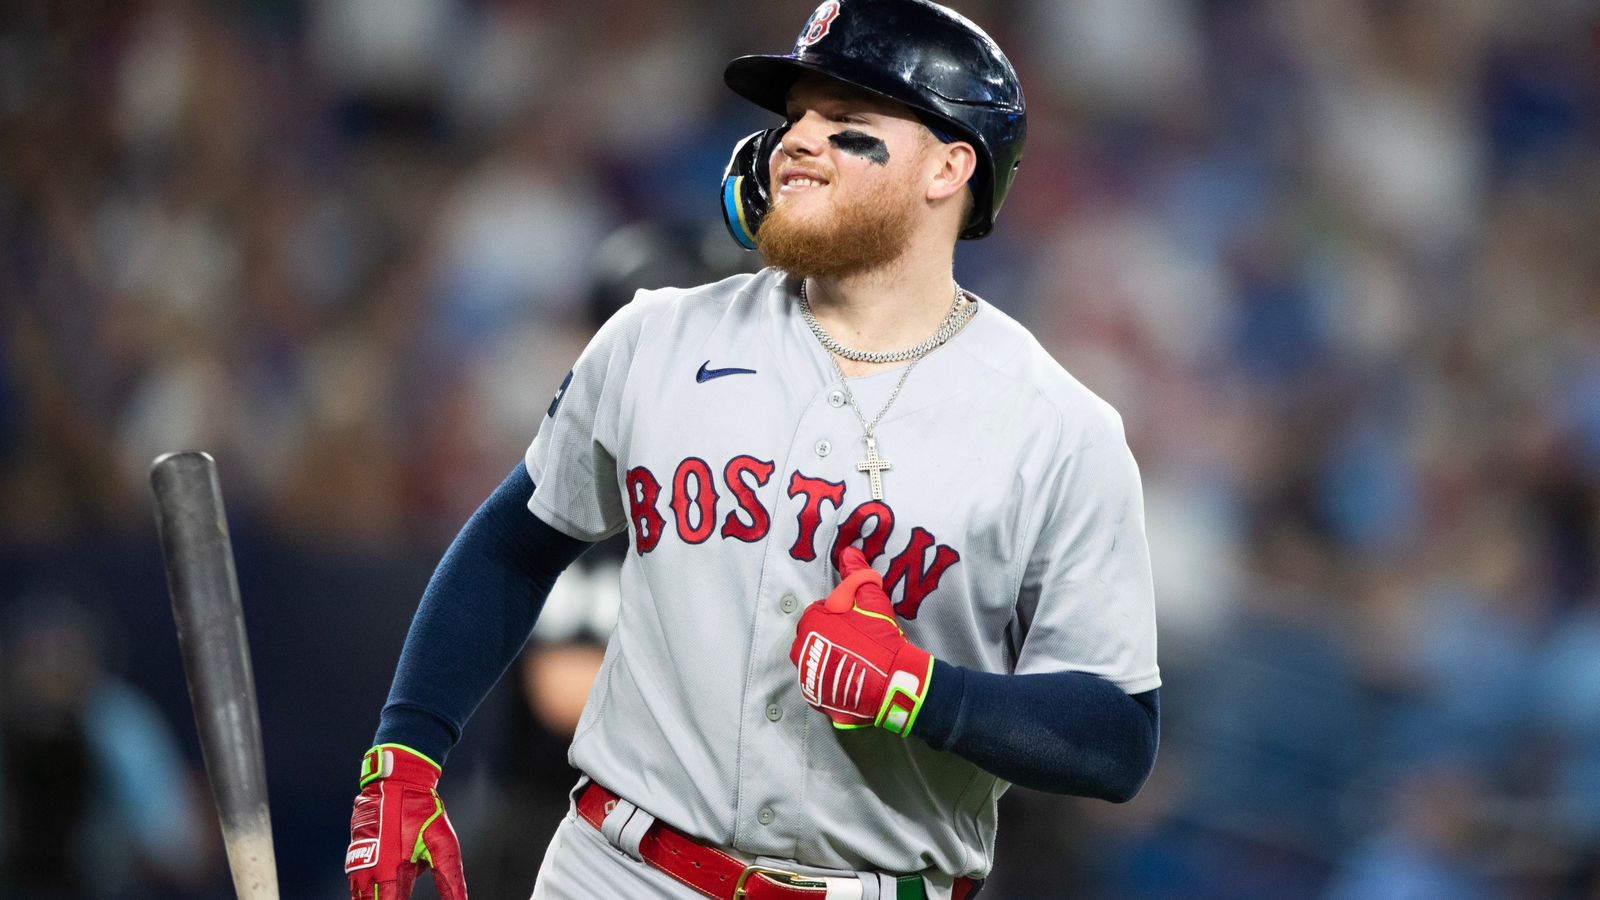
913;660;1160;802
373;462;590;764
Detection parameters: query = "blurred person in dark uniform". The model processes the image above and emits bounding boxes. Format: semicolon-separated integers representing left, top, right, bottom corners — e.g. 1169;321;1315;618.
0;595;215;899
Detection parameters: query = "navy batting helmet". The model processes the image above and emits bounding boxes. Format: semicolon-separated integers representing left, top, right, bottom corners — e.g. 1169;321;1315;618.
723;0;1026;242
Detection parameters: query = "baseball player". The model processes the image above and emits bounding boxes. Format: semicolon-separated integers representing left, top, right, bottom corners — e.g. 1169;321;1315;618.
345;2;1161;899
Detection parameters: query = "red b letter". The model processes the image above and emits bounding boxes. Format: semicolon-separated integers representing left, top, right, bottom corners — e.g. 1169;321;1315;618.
626;467;665;554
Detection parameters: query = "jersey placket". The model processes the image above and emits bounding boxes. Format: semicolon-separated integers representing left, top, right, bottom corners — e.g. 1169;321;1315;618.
728;375;869;857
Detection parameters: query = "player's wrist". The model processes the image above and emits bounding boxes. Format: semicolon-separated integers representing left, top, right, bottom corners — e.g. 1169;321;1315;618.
875;645;935;737
374;705;456;771
360;743;443;788
902;657;964;749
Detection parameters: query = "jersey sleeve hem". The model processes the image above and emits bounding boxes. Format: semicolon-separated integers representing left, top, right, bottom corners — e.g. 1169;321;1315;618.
527;492;615;543
1111;671;1163;694
531;490;617;538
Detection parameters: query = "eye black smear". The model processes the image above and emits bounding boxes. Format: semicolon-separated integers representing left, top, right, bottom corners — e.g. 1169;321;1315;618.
829;130;890;166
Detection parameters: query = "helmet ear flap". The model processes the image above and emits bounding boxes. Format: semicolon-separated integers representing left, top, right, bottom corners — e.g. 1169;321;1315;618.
720;126;789;250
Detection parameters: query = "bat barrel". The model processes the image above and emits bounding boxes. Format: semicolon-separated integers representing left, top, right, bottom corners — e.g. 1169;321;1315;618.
151;451;280;899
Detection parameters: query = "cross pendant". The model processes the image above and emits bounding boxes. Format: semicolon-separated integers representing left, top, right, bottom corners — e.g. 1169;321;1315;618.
857;436;892;501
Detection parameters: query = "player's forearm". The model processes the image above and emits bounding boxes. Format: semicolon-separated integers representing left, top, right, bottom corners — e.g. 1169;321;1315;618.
913;660;1159;802
373;462;590;764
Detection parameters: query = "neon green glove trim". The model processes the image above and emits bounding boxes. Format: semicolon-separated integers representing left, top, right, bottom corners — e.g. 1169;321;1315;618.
411;796;445;865
374;743;442;771
359;743;443;786
900;656;934;736
832;721;873;731
875;656;934;737
359;748;381;786
851;606;902;631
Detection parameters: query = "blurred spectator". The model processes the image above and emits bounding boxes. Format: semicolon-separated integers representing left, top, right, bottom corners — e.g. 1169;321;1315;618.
1325;765;1499;900
0;595;214;898
1167;522;1370;898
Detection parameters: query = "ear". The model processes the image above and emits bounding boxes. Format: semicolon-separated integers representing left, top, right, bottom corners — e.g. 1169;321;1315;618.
924;141;977;204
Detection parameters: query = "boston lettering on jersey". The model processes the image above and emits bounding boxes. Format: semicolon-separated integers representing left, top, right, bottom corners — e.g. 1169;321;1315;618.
625;455;961;619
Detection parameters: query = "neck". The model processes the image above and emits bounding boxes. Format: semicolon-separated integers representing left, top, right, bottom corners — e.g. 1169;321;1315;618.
801;244;958;374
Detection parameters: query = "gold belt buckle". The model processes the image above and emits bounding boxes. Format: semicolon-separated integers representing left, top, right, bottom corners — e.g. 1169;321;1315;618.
733;864;809;900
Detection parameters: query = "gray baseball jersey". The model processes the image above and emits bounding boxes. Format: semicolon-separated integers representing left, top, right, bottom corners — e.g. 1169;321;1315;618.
524;267;1159;881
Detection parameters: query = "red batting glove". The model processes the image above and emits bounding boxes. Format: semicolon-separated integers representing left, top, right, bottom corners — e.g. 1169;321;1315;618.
346;744;467;900
789;547;935;735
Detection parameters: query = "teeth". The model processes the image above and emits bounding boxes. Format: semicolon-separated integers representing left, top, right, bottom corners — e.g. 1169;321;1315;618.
788;177;819;187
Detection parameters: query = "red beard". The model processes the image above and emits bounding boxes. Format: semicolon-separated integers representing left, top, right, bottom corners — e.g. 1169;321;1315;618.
756;175;919;280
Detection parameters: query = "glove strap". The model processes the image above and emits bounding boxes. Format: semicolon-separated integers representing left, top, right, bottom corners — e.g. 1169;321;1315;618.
876;652;934;737
359;743;442;787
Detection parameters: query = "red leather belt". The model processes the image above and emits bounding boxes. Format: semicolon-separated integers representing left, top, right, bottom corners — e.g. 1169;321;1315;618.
575;781;979;900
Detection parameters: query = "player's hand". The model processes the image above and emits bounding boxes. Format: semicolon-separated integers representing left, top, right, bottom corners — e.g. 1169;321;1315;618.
346;744;467;900
789;547;934;735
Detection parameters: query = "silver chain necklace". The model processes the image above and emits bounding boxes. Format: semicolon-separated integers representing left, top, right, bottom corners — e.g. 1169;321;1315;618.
800;279;978;500
800;280;976;363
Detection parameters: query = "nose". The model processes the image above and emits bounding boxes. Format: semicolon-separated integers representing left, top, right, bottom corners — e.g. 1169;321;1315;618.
779;110;830;159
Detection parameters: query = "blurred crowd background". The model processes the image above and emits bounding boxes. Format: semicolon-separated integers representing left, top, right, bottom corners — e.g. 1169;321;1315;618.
3;0;1599;897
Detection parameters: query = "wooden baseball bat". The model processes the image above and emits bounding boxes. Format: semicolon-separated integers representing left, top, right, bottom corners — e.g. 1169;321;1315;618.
151;451;281;899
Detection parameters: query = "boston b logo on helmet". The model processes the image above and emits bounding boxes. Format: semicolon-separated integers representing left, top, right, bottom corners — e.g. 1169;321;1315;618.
798;1;841;47
720;0;1027;249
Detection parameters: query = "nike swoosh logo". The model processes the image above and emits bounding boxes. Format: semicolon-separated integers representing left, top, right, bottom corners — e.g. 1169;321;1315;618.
696;361;758;383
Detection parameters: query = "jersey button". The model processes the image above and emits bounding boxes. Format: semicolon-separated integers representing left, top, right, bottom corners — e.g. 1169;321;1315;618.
758;808;775;825
815;439;831;457
765;703;783;722
828;390;846;408
780;593;798;614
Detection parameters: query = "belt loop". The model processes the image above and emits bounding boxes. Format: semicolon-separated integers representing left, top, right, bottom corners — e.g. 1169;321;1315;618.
881;873;935;900
852;872;895;900
821;875;866;899
566;774;592;811
617;803;656;861
600;797;651;862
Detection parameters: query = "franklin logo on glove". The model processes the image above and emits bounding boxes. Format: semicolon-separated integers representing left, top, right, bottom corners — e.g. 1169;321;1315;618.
790;546;933;735
803;636;828;698
345;839;378;871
